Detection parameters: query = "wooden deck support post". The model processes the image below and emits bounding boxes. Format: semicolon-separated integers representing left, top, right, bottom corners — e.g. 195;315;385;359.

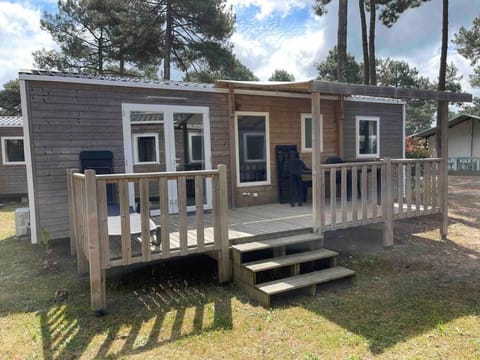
84;170;106;312
216;164;231;283
311;92;324;245
438;100;449;238
383;158;394;247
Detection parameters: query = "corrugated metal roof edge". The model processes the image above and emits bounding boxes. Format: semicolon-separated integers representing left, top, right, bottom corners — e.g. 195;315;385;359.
0;116;23;127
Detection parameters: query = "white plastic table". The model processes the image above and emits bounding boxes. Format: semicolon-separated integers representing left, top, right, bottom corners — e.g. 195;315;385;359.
107;213;157;236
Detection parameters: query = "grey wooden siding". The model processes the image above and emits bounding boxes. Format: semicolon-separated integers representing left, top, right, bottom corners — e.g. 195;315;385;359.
0;126;27;197
343;101;404;160
27;81;229;240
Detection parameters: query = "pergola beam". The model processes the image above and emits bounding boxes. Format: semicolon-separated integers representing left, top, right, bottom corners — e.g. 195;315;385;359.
309;81;472;103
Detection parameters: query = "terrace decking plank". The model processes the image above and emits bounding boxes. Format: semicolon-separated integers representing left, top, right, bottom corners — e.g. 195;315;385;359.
106;200;432;261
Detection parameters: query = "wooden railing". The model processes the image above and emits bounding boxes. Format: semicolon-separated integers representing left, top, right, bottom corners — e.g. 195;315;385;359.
448;157;480;171
67;165;230;311
319;158;443;246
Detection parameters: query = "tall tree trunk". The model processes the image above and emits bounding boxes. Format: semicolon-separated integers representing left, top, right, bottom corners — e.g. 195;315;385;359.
119;56;125;75
98;27;104;74
163;1;173;80
368;0;377;85
359;0;370;84
337;0;348;83
436;0;448;157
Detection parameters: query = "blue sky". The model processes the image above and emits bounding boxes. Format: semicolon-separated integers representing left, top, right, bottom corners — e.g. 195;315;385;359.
0;0;478;97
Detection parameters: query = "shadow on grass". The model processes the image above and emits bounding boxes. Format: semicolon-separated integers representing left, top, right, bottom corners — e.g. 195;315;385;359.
40;256;233;360
1;202;479;357
0;234;233;359
292;229;480;354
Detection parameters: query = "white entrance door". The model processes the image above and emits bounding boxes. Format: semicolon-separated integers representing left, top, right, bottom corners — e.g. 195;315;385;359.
122;104;212;214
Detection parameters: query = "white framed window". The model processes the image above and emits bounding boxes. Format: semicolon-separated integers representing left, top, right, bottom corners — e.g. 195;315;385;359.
188;132;204;163
301;113;323;153
1;136;25;165
235;112;271;186
356;116;380;158
132;133;159;164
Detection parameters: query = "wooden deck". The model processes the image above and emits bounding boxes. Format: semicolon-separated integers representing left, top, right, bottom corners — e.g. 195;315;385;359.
107;201;436;261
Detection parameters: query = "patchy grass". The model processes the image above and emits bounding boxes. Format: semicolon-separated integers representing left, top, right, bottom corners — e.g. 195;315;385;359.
0;178;479;359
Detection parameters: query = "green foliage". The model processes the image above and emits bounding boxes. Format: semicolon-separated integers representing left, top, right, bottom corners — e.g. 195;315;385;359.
184;53;258;83
268;69;295;82
40;228;50;250
157;0;235;79
0;79;21;116
316;47;362;84
376;59;462;135
453;17;480;87
313;0;332;16
377;0;432;27
457;97;480;117
34;0;162;76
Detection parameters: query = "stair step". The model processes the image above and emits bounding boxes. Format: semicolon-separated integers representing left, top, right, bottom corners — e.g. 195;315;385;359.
244;248;338;273
256;266;355;296
231;233;321;254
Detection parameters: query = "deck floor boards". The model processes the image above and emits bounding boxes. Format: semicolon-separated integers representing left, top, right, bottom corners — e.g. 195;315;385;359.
107;201;436;261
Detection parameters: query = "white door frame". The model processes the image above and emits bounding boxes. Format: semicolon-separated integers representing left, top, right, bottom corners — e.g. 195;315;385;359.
122;103;212;213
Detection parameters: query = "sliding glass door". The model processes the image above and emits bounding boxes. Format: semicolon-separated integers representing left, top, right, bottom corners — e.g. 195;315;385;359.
122;104;212;214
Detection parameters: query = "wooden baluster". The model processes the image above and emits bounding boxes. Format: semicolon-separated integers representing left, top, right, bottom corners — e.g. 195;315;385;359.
371;164;378;220
341;167;347;227
406;163;412;216
119;179;132;265
432;162;438;210
320;167;326;230
159;177;170;255
361;165;368;223
195;175;205;250
397;163;404;217
425;162;432;214
177;176;188;255
415;162;421;216
67;169;78;256
352;165;358;224
330;166;336;229
139;178;151;261
96;179;110;269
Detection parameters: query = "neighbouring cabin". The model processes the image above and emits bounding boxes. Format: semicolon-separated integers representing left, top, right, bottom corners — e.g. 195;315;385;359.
411;114;480;174
0;116;27;200
19;70;472;311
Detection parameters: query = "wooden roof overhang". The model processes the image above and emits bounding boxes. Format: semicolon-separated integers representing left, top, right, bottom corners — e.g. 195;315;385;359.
311;81;472;102
216;79;473;103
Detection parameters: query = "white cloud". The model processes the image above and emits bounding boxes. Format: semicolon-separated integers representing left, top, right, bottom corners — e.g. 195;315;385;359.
0;2;56;86
232;22;327;81
227;0;312;20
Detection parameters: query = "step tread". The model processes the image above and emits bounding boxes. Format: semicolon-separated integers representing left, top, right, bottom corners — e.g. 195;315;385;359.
231;233;321;253
244;249;338;272
255;266;355;295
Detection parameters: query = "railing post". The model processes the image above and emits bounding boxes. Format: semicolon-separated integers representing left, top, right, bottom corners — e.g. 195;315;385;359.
216;164;231;283
67;168;79;256
438;100;449;238
85;170;106;312
383;158;394;247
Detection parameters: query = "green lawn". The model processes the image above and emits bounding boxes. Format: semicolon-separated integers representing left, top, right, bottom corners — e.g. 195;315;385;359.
0;192;479;359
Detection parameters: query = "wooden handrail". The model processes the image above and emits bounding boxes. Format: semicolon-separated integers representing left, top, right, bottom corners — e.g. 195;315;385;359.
316;157;441;242
68;166;231;312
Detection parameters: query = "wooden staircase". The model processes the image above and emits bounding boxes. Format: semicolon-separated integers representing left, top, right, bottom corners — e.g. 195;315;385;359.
231;233;355;307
